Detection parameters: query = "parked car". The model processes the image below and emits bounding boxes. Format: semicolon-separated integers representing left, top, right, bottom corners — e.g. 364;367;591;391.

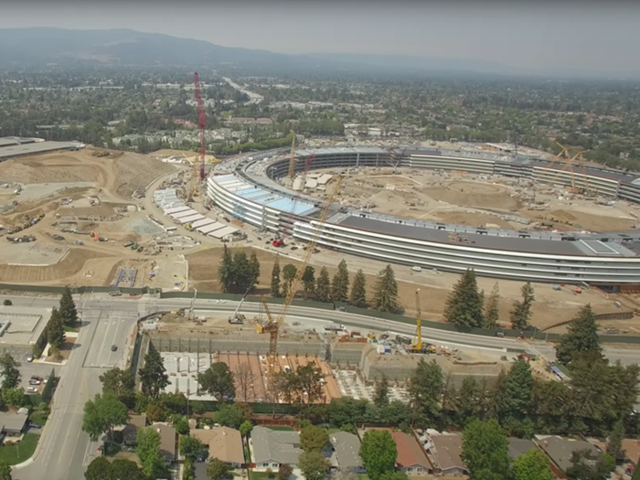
28;422;42;429
30;375;43;381
29;379;41;386
26;355;34;363
108;291;122;297
26;387;38;394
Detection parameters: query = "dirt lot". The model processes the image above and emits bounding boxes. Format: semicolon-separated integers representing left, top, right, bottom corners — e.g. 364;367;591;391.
424;181;521;210
0;148;176;199
186;246;627;330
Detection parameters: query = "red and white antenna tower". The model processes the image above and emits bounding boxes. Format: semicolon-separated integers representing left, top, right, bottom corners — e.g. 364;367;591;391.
194;72;206;180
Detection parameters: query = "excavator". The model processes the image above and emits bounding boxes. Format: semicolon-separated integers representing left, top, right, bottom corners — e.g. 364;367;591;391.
408;289;435;354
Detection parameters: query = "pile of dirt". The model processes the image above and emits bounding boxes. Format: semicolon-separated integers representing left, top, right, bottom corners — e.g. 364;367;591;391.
0;248;113;284
0;154;106;184
112;154;177;198
546;209;634;231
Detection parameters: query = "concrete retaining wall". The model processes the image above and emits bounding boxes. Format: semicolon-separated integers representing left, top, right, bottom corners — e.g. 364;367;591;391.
149;336;322;356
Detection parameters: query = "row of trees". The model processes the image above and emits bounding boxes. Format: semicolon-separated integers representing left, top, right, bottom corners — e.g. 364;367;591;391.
45;286;81;358
445;269;534;330
218;246;261;294
270;257;402;313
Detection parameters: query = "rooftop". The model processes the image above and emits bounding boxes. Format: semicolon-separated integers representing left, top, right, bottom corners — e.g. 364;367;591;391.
190;427;244;465
391;431;432;470
0;139;84;160
508;438;537;460
152;423;177;461
0;410;28;433
330;432;362;470
251;426;302;465
0;306;52;347
428;434;467;473
537;436;600;473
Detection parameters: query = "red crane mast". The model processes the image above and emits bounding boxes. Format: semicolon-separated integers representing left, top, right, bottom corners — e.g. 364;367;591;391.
194;72;206;180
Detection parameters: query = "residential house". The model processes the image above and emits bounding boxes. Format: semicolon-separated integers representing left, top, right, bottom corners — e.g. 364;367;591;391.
0;411;29;436
122;414;147;445
621;439;640;466
250;426;302;471
153;423;178;463
190;427;245;468
329;432;365;474
427;434;469;476
391;431;433;476
508;438;538;460
537;436;601;478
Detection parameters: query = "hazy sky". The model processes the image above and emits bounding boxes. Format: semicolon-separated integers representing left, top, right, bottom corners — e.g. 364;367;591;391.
2;1;640;74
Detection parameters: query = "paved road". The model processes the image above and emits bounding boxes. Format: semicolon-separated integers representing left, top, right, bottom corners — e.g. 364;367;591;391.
8;292;640;479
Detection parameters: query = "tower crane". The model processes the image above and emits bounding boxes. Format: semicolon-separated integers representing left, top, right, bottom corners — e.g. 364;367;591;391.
408;289;434;354
257;176;343;376
286;132;297;185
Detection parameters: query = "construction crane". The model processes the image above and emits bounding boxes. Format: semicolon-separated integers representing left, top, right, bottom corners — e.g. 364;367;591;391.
408;289;434;354
257;176;344;373
286;133;297;184
228;287;251;324
193;72;205;195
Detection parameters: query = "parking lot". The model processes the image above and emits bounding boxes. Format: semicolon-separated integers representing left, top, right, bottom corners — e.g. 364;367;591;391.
83;309;138;368
1;346;34;364
19;363;55;396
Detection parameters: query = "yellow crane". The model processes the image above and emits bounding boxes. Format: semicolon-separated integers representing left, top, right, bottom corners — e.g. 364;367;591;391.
408;289;433;353
257;176;344;374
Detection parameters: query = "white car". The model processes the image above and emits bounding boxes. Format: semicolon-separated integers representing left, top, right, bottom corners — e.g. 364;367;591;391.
26;387;39;394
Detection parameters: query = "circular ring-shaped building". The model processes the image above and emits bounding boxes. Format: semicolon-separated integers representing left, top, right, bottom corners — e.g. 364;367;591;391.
207;146;640;290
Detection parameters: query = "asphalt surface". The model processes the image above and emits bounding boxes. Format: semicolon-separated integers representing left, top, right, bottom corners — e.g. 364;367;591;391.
7;293;640;479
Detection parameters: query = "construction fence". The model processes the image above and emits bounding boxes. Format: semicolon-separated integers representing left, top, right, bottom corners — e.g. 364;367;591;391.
1;283;640;345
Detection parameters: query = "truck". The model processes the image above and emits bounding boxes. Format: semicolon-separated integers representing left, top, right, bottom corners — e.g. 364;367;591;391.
411;266;422;272
324;324;345;332
272;238;285;247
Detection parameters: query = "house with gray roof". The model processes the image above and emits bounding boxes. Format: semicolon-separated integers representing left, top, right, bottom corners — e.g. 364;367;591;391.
329;432;365;473
508;438;537;460
537;436;601;477
250;426;302;472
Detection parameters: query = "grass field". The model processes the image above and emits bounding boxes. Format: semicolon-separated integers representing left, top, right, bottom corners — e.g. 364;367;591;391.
0;433;39;465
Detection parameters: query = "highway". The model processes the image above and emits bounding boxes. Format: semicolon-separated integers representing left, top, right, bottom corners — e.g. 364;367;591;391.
9;293;640;479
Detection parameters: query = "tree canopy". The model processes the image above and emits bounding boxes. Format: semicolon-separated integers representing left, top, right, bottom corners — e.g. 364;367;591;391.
0;353;20;390
99;367;135;407
408;359;443;426
136;427;165;478
359;430;397;480
461;419;510;480
59;286;79;327
82;393;129;442
511;448;554;480
331;259;349;303
372;265;401;313
444;269;484;328
349;269;367;308
315;267;331;302
197;362;236;401
300;425;329;452
138;349;169;399
298;450;329;480
214;404;244;429
555;304;603;366
510;282;535;331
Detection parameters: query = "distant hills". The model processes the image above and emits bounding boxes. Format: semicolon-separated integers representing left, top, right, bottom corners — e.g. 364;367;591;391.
0;28;632;79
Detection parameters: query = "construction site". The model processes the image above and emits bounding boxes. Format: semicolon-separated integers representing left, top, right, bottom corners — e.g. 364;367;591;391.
137;304;528;405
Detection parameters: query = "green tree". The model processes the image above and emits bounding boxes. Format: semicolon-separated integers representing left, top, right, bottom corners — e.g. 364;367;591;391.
180;435;206;462
239;420;253;437
483;283;500;329
372;265;401;313
46;307;65;349
373;374;389;407
99;367;135;407
59;286;79;327
218;244;234;293
82;393;129;442
282;264;298;298
494;358;534;437
461;419;510;480
110;460;146;480
331;260;349;303
556;305;603;366
0;353;20;390
316;267;331;302
359;430;397;480
606;419;624;461
510;282;535;330
214;404;244;429
173;416;189;435
84;457;112;480
408;359;443;425
512;449;554;480
300;425;329;452
139;349;169;399
278;463;293;480
207;457;230;480
1;388;24;408
145;404;165;423
633;463;640;480
456;376;484;427
270;257;281;297
566;450;612;480
249;251;261;290
302;266;316;299
136;427;164;478
444;269;484;328
298;450;329;480
349;269;367;308
197;362;235;401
